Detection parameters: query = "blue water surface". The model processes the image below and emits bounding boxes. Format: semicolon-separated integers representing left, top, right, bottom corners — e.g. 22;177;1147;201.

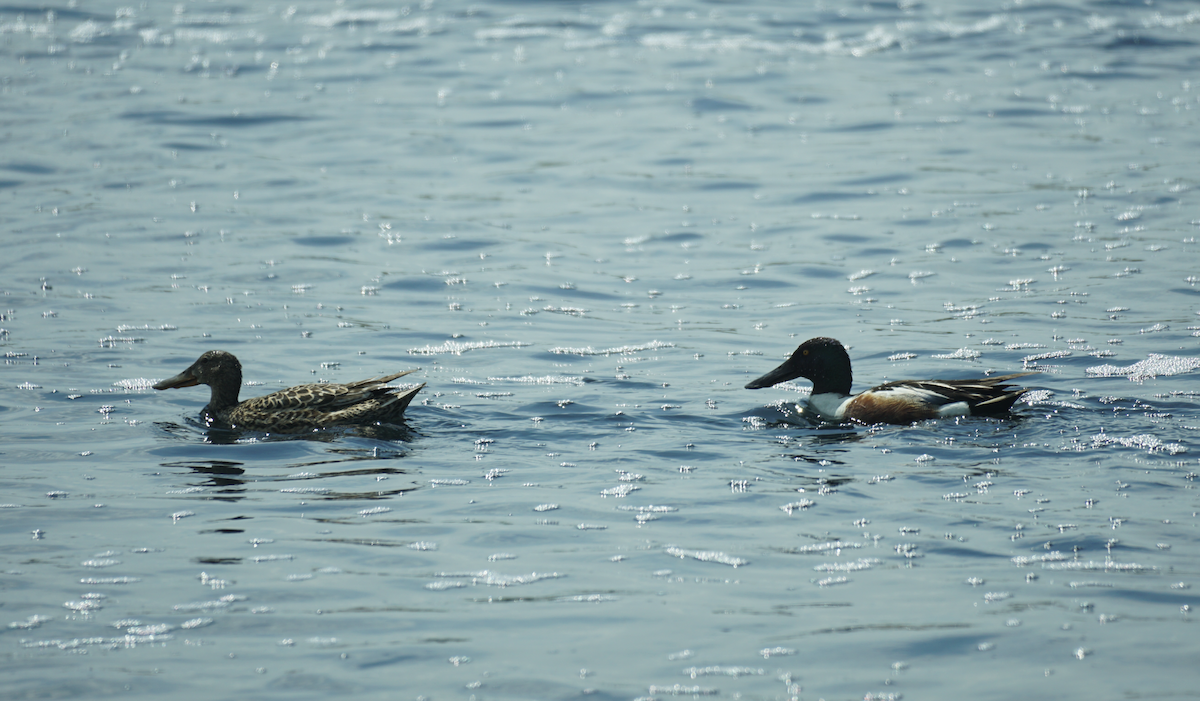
3;1;1199;699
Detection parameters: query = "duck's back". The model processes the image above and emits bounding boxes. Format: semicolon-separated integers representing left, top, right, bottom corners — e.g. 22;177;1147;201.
221;371;422;432
841;373;1033;424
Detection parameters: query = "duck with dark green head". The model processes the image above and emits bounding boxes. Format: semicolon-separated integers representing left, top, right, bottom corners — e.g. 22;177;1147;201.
745;337;1034;425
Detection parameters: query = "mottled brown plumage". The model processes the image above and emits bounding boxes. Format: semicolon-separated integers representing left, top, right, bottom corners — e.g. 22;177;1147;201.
154;350;423;432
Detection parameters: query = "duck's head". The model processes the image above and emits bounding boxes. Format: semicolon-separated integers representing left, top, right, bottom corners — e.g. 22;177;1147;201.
154;350;243;392
744;336;852;394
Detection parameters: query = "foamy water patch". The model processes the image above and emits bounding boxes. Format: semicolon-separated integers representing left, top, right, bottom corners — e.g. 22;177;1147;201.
1086;354;1200;381
408;340;532;355
480;571;563;587
114;378;158;390
488;375;585;386
1090;432;1186;455
549;340;675;356
665;546;747;568
932;348;982;360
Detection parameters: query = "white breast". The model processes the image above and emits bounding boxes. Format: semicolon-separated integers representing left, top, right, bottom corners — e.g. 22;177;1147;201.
807;393;854;420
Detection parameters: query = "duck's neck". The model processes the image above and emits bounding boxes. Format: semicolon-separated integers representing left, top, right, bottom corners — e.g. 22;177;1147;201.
205;373;243;413
810;350;853;396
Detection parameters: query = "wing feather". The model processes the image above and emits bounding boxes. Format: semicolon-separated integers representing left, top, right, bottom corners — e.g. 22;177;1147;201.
226;371;423;431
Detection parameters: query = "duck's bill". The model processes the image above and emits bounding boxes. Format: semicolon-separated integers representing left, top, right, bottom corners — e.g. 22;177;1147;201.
154;372;199;390
744;363;798;390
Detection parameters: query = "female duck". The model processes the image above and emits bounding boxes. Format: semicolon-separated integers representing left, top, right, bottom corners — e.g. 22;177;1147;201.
745;337;1034;425
154;350;423;432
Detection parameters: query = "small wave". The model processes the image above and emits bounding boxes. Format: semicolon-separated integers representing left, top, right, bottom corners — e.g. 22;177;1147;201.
408;340;531;355
549;340;675;356
1086;353;1200;381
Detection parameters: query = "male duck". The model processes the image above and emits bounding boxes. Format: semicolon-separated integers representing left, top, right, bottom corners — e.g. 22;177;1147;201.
745;337;1034;425
154;350;423;432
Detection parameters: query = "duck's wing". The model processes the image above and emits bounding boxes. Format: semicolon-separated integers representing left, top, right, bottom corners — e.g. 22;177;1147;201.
869;372;1037;414
239;370;417;411
228;371;422;431
323;382;425;425
348;368;418;387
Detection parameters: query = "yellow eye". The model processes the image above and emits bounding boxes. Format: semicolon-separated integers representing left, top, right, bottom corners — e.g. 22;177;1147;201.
802;350;809;356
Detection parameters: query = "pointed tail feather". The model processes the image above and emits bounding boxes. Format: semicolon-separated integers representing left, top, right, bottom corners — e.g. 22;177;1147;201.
383;383;424;418
376;368;419;384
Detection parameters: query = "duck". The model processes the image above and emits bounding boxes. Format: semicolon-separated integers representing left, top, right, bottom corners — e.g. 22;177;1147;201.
744;337;1035;425
153;350;423;432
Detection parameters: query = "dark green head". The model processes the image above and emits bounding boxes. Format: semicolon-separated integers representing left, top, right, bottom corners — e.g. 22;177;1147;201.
744;336;853;396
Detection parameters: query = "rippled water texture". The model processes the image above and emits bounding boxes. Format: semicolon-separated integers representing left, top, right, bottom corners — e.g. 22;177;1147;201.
3;1;1200;699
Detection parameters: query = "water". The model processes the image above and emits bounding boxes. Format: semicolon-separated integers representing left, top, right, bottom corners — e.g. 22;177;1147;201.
3;1;1199;698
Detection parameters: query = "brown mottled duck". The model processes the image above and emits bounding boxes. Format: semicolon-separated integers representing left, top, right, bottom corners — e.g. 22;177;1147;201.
154;350;423;432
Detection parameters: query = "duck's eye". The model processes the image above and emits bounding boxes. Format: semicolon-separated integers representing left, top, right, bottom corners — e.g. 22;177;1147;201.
802;350;809;356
